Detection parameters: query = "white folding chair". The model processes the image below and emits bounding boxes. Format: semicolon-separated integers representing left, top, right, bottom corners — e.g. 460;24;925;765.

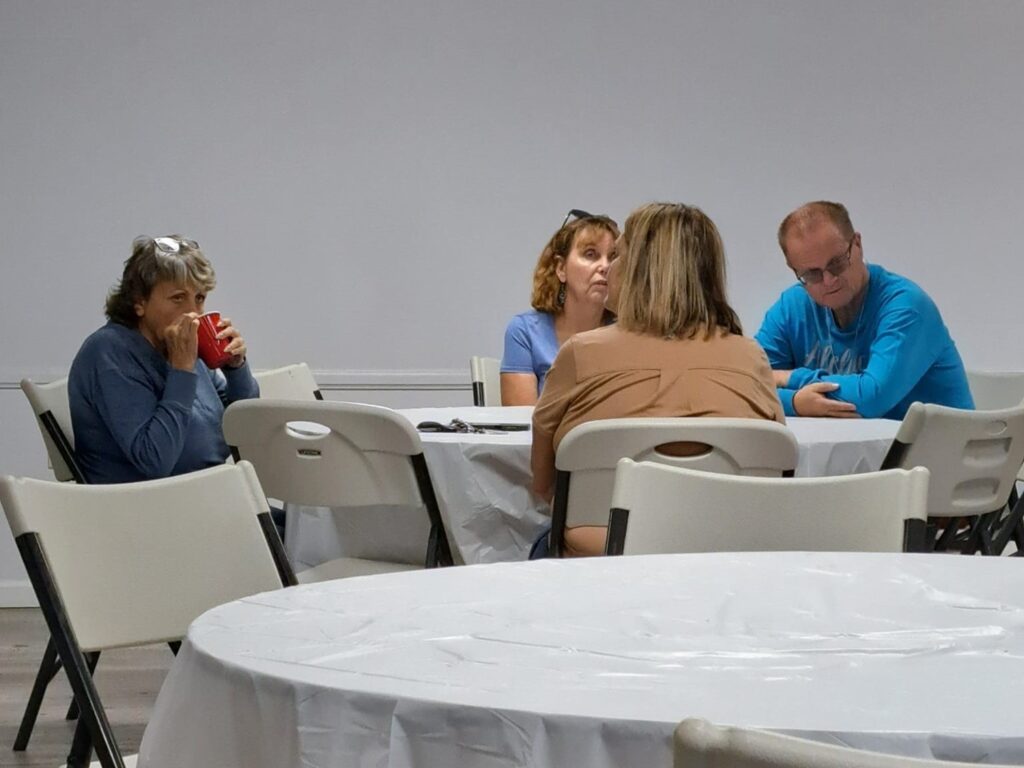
880;402;1024;554
0;462;296;768
16;378;88;753
253;363;323;401
966;371;1024;509
20;378;85;484
608;459;929;555
223;399;454;582
967;370;1024;409
674;718;1017;768
550;418;799;557
469;356;501;406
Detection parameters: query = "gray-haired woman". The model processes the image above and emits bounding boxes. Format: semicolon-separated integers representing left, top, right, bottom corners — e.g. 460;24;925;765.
68;235;259;484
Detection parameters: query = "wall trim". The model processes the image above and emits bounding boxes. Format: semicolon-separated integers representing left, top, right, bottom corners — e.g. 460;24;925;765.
1;368;471;392
0;581;37;608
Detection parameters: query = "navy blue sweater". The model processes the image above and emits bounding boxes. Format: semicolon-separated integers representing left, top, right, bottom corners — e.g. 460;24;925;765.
68;322;259;484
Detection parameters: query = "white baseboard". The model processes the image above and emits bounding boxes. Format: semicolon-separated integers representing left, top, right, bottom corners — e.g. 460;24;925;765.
0;580;37;608
2;368;470;391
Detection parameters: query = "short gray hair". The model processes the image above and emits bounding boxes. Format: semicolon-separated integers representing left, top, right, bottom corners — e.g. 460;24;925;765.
105;235;216;326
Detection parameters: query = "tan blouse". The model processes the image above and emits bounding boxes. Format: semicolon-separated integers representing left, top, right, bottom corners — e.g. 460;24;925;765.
533;324;784;452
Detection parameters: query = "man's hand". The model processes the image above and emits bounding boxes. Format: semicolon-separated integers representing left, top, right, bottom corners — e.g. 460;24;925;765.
216;316;248;368
793;382;860;418
773;369;792;388
165;313;199;372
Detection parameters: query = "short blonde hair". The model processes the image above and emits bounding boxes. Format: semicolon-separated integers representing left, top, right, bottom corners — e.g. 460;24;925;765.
614;203;741;339
777;201;854;255
105;235;216;326
530;215;619;313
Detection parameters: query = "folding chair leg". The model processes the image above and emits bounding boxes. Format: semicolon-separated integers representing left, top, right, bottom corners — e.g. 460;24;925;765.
13;637;62;750
934;519;962;551
992;496;1024;555
66;652;100;721
961;512;995;556
18;534;126;768
66;716;93;768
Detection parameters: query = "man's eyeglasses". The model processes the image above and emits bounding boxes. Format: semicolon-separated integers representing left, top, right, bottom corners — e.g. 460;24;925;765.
152;236;199;254
560;209;594;228
795;237;855;286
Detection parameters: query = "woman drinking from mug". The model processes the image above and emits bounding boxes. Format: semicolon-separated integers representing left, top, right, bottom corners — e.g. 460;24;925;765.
531;203;784;557
500;211;619;405
69;235;259;484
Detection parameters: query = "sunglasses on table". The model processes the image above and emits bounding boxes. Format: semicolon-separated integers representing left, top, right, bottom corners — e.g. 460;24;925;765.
794;237;855;285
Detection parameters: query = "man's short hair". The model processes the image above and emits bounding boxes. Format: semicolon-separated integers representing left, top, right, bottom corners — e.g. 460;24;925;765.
777;201;855;255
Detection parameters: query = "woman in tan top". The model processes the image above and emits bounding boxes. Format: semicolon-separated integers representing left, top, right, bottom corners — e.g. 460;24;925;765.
531;202;784;556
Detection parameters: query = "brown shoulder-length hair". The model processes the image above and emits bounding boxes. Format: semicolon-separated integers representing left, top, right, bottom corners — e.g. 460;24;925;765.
105;235;216;327
614;203;742;339
530;215;619;313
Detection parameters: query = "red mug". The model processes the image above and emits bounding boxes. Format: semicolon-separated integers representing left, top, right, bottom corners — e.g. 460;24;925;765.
196;311;233;369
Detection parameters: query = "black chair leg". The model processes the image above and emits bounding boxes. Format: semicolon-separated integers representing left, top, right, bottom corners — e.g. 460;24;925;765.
65;716;93;768
934;518;963;551
65;651;99;721
13;638;62;750
990;496;1024;555
962;512;998;556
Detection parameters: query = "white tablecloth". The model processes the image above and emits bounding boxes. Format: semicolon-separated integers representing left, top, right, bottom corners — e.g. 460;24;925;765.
287;408;901;566
138;552;1024;768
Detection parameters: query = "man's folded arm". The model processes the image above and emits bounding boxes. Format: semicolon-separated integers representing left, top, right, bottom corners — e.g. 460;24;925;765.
789;306;937;418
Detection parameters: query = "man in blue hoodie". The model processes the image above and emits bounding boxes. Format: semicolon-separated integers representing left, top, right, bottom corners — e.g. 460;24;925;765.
755;201;973;419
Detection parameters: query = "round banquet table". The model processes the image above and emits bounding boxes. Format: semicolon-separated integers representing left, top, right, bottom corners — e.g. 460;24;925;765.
138;552;1024;768
287;408;901;566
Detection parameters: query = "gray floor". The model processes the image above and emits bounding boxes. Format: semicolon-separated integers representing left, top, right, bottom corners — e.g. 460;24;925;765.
0;608;173;767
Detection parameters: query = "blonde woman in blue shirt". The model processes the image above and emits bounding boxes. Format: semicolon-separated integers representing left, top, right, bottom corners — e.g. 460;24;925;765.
501;211;619;405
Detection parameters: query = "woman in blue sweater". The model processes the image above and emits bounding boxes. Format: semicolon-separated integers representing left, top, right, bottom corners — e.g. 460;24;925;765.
69;235;259;484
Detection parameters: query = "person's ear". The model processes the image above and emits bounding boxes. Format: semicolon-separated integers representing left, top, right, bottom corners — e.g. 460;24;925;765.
554;256;567;283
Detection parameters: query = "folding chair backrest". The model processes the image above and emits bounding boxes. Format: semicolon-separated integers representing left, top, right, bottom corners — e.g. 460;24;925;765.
611;459;930;555
223;399;425;508
470;356;501;406
254;363;323;401
967;370;1024;410
673;718;1015;768
20;377;83;483
556;418;799;529
0;462;287;652
881;402;1024;517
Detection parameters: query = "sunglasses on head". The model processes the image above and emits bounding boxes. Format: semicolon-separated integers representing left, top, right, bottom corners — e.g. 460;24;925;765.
152;236;200;254
560;209;595;228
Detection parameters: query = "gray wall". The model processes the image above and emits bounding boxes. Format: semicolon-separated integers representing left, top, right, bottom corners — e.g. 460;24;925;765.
2;0;1022;601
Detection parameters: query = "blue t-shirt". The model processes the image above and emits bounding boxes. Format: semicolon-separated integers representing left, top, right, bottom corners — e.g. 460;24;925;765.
69;322;260;484
501;310;560;394
755;264;973;419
